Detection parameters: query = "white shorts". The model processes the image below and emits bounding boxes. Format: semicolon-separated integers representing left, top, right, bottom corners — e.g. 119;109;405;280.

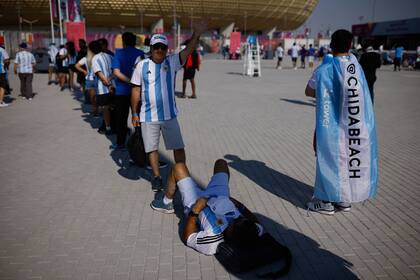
177;172;230;213
141;118;185;153
308;56;314;63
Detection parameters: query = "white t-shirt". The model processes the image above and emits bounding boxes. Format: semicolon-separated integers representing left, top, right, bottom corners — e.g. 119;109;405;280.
130;54;182;122
59;48;68;67
77;57;95;81
291;45;299;58
276;46;284;58
48;46;58;65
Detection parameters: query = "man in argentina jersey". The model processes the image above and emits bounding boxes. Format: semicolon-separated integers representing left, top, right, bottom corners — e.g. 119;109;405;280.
131;22;207;192
150;159;264;255
92;48;114;135
14;43;36;100
0;45;10;107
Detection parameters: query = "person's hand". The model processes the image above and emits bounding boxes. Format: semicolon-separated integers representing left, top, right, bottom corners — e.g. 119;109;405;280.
192;197;208;214
132;115;140;127
193;20;208;36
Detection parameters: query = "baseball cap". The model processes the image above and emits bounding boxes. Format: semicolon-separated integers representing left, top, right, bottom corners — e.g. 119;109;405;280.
207;196;241;220
19;42;28;49
150;34;168;46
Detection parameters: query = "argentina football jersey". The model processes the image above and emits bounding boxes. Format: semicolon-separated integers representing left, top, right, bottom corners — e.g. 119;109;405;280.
131;54;183;122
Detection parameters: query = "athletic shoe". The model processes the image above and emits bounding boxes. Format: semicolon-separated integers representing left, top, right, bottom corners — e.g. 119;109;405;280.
333;202;351;212
307;200;335;215
0;102;9;108
146;161;169;170
28;98;33;101
151;176;163;192
48;81;52;85
150;197;174;214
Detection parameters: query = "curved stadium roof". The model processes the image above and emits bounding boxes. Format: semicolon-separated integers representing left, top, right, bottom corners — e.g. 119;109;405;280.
0;0;318;32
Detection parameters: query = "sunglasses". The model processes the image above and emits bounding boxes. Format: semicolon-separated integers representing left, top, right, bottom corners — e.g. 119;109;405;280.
152;43;168;51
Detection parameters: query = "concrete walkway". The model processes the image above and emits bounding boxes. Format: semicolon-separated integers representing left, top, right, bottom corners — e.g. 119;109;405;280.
0;58;419;280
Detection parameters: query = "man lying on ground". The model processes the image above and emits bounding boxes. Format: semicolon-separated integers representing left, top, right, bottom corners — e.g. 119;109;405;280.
150;159;263;255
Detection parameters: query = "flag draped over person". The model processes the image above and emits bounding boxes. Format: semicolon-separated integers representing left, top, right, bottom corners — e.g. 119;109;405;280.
314;54;378;203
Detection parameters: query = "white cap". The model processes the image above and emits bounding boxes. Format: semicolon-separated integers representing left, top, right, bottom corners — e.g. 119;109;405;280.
150;34;168;46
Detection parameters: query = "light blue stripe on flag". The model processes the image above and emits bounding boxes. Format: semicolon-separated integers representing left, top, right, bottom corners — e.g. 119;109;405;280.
142;61;151;122
202;207;222;234
154;63;164;121
165;60;176;118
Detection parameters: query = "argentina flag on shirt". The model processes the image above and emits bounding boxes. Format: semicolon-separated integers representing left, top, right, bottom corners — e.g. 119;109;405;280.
131;54;183;122
92;52;113;95
0;48;9;74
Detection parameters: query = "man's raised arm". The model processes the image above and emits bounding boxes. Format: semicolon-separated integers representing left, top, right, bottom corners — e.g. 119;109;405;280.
179;21;207;65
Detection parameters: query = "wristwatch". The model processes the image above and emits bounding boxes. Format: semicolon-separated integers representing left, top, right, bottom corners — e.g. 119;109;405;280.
188;210;199;217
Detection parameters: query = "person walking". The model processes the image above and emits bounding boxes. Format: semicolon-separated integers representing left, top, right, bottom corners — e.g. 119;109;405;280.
130;22;206;192
275;43;284;69
47;42;58;85
0;44;10;107
291;43;299;69
308;44;316;68
394;45;403;71
305;30;377;215
300;45;307;69
181;40;200;99
14;43;36;100
360;46;381;103
111;32;145;150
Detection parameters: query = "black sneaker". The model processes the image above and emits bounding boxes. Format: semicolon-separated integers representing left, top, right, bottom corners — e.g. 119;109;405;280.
151;176;163;192
97;127;106;134
48;81;52;85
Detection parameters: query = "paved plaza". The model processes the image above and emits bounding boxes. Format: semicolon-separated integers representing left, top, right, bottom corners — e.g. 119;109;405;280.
0;58;420;280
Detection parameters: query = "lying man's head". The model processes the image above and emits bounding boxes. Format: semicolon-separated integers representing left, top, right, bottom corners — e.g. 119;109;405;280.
223;217;259;245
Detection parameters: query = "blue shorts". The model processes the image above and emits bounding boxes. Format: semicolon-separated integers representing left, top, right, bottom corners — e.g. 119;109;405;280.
177;172;230;213
85;79;96;90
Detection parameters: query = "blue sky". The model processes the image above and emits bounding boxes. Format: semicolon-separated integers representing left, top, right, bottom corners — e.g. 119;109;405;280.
295;0;420;36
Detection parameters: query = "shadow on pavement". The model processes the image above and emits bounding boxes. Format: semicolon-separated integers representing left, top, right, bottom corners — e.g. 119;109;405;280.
224;154;313;209
280;98;316;107
225;71;244;76
227;213;356;279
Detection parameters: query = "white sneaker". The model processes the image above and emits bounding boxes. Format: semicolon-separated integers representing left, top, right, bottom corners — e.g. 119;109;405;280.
307;200;334;215
28;98;33;101
0;102;9;107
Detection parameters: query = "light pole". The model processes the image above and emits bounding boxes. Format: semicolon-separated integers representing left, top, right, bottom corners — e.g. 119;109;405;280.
49;0;55;43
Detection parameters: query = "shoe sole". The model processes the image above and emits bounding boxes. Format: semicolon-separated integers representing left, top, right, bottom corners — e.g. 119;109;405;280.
150;203;174;213
335;207;351;212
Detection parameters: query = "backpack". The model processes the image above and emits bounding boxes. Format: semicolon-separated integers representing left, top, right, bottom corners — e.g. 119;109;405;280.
215;232;292;278
127;127;147;167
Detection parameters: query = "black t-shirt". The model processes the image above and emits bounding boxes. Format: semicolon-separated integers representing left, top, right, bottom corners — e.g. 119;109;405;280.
360;52;381;79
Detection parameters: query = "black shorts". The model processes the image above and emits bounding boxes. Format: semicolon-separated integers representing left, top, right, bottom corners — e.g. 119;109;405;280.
0;74;6;89
292;57;297;62
96;94;111;106
58;66;69;74
277;57;283;62
183;68;196;80
69;64;77;72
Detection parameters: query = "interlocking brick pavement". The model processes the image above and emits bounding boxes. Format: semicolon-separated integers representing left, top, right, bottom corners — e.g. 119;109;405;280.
0;58;419;280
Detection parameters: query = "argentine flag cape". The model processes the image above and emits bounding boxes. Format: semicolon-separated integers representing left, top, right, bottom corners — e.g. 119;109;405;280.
314;54;378;203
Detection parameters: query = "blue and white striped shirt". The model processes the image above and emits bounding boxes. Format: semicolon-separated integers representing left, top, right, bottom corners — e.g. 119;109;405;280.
92;52;113;95
130;54;182;122
77;57;95;81
15;51;36;73
0;48;10;74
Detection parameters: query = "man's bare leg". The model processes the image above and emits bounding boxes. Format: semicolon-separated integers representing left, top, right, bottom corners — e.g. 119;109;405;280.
190;79;196;98
165;163;190;199
174;148;186;164
149;150;160;178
